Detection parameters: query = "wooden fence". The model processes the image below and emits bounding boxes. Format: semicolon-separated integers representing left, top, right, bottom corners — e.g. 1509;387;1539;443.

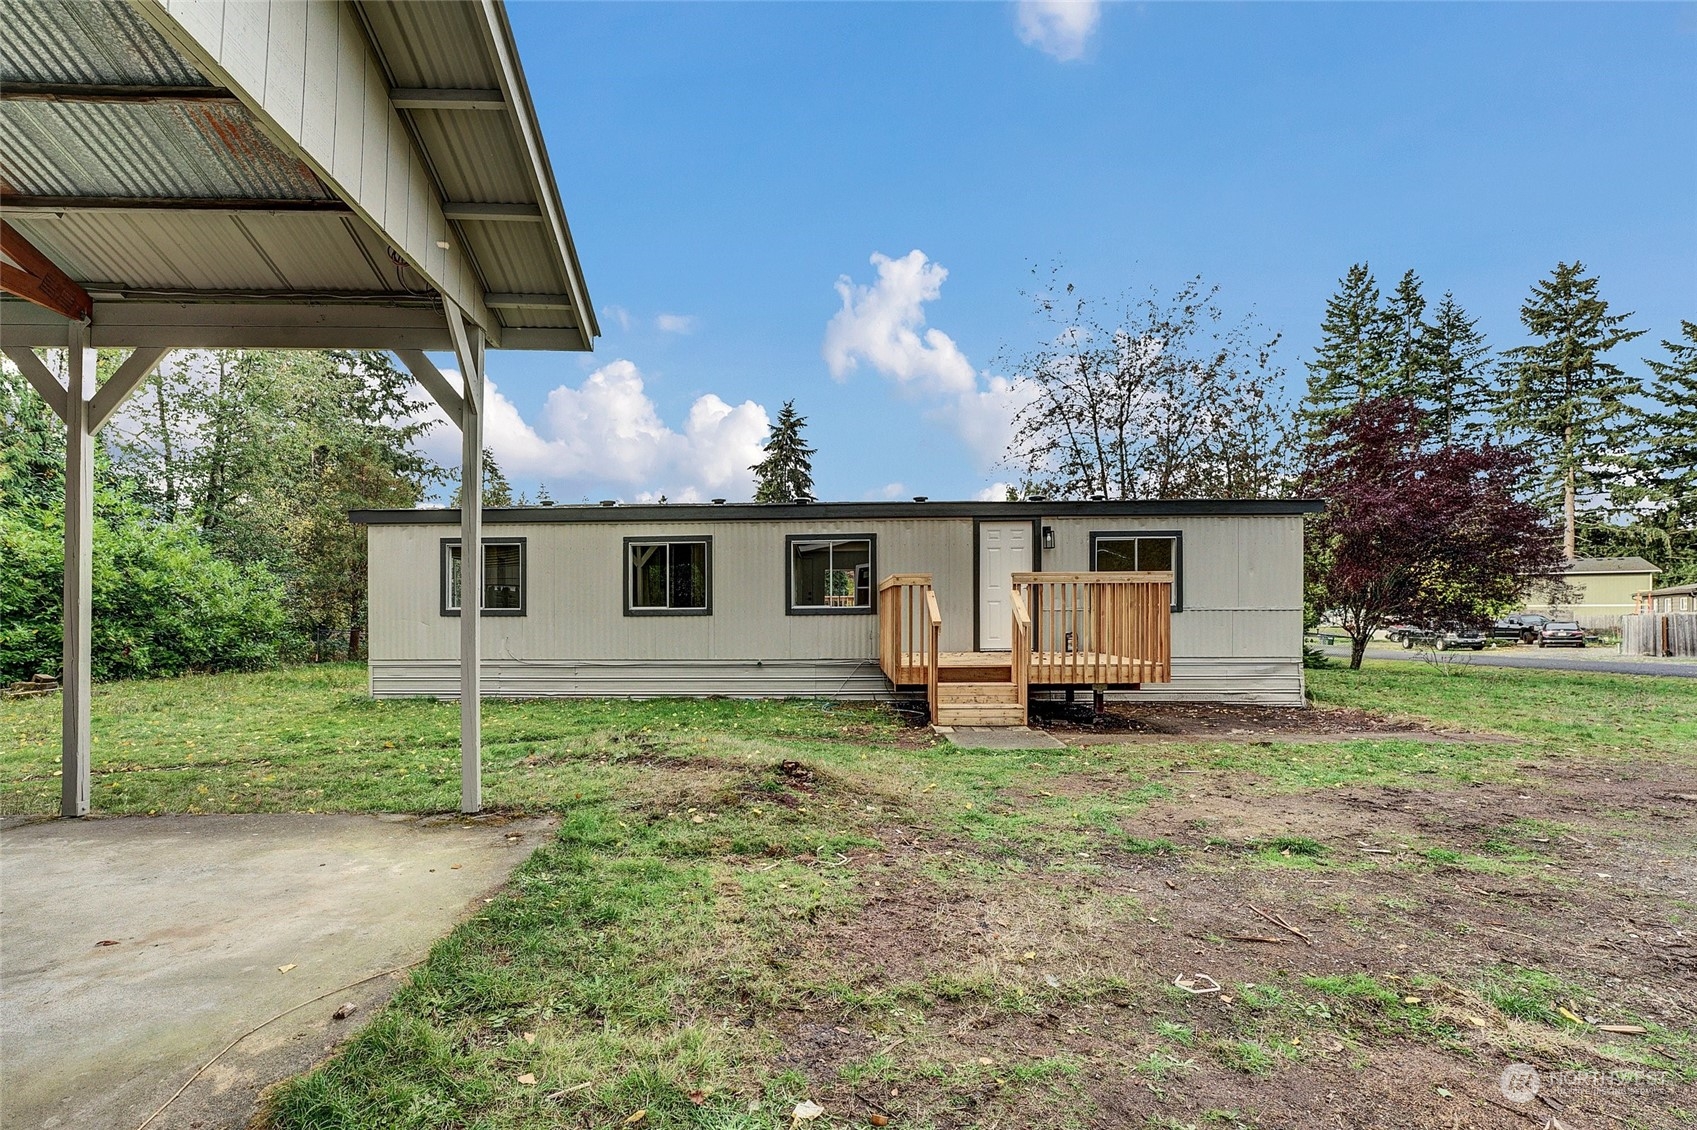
1621;613;1697;658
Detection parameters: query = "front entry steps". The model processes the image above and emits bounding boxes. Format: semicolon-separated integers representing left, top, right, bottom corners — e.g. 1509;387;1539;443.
934;681;1025;727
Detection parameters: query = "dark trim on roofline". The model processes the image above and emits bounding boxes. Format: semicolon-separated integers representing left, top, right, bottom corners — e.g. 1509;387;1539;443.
351;498;1326;525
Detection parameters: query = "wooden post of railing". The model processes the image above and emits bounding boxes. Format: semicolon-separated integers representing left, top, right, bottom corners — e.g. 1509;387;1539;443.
925;589;941;722
1011;589;1031;715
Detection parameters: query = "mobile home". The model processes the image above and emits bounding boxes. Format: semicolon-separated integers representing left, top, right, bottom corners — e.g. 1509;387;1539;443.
354;498;1322;720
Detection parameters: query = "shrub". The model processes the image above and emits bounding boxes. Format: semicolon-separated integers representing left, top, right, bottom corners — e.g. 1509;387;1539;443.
0;501;288;681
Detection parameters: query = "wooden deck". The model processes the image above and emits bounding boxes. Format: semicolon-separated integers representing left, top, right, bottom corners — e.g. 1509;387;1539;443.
878;572;1172;727
891;651;1162;687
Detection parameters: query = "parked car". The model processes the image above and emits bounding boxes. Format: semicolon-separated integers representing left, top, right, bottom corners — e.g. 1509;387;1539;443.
1491;613;1551;644
1385;623;1420;643
1400;623;1487;651
1537;621;1585;648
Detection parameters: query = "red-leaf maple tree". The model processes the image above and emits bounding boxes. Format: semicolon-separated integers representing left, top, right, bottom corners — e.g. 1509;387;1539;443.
1301;398;1565;669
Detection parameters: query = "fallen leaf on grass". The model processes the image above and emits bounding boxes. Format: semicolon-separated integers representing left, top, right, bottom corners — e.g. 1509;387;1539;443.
792;1099;826;1122
1558;1006;1584;1024
687;1088;710;1105
516;1073;537;1086
624;1111;648;1125
277;964;297;974
522;1031;536;1044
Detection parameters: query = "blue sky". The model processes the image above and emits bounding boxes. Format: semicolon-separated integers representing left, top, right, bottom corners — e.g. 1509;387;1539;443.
434;1;1697;504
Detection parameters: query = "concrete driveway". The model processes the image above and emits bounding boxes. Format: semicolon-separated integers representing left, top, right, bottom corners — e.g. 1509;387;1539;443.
0;812;553;1130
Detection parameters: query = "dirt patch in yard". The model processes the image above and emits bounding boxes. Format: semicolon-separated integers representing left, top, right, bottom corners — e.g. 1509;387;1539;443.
751;759;1697;1128
1031;700;1514;745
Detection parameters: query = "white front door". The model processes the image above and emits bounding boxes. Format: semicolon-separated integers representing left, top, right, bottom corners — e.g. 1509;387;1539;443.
978;522;1032;651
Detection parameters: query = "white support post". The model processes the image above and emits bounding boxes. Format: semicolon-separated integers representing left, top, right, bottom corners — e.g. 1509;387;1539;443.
447;308;485;814
61;325;96;817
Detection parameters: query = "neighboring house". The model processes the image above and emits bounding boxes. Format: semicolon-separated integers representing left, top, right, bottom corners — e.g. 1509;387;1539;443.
1636;583;1697;614
354;499;1322;715
1527;557;1663;629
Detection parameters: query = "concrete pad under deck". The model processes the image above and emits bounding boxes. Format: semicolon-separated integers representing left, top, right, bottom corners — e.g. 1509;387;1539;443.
940;726;1066;751
0;812;553;1130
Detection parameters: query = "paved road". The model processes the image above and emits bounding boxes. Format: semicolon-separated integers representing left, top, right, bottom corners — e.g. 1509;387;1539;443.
1;812;552;1130
1320;645;1697;678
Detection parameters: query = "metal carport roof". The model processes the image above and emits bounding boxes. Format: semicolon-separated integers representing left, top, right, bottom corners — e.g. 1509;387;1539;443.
1;0;596;350
3;0;597;819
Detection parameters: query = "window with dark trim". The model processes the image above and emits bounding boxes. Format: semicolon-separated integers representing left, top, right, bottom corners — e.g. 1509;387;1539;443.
441;538;527;616
786;535;875;614
1089;531;1182;612
625;538;711;615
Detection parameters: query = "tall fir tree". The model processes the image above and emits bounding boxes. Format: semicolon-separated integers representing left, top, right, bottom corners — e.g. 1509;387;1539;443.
1422;292;1494;445
1301;264;1390;441
750;400;816;503
1629;321;1697;583
1497;261;1645;559
1381;269;1432;409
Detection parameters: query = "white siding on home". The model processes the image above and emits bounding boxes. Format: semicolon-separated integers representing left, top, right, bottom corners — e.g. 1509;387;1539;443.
366;510;1308;705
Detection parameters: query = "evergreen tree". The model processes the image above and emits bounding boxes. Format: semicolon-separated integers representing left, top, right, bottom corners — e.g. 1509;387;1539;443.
451;449;514;506
1422;292;1494;444
1498;262;1645;558
1626;321;1697;583
1301;264;1390;441
1381;269;1432;408
750;400;816;502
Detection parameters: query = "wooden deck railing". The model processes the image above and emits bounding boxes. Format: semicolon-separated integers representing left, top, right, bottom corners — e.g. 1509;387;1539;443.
878;573;940;696
1010;588;1032;705
1013;571;1172;685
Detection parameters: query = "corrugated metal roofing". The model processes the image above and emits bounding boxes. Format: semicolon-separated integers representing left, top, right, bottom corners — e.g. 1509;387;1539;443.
0;0;209;86
2;100;332;200
0;0;594;351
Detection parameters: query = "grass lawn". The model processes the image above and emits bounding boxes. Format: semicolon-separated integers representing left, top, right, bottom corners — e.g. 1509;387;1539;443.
3;662;1695;1129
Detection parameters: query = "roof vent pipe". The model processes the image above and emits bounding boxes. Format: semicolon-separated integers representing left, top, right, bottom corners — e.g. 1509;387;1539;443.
540;500;554;507
912;496;928;503
599;499;617;507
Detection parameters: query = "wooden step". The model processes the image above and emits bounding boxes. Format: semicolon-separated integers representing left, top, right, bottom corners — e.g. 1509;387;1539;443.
937;681;1019;704
935;681;1027;726
937;703;1029;726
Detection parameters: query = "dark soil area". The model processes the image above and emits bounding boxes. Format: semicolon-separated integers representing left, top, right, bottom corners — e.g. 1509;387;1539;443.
756;760;1697;1129
1030;698;1487;740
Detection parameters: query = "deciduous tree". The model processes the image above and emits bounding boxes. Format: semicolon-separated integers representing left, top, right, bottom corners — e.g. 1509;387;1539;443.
1301;398;1564;669
1001;271;1296;500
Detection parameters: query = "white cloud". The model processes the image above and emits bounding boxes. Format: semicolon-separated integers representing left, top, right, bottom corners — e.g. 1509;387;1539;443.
868;482;907;500
655;313;699;335
413;360;769;501
602;304;634;332
1015;0;1101;62
975;482;1014;502
820;250;1035;474
823;250;977;395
